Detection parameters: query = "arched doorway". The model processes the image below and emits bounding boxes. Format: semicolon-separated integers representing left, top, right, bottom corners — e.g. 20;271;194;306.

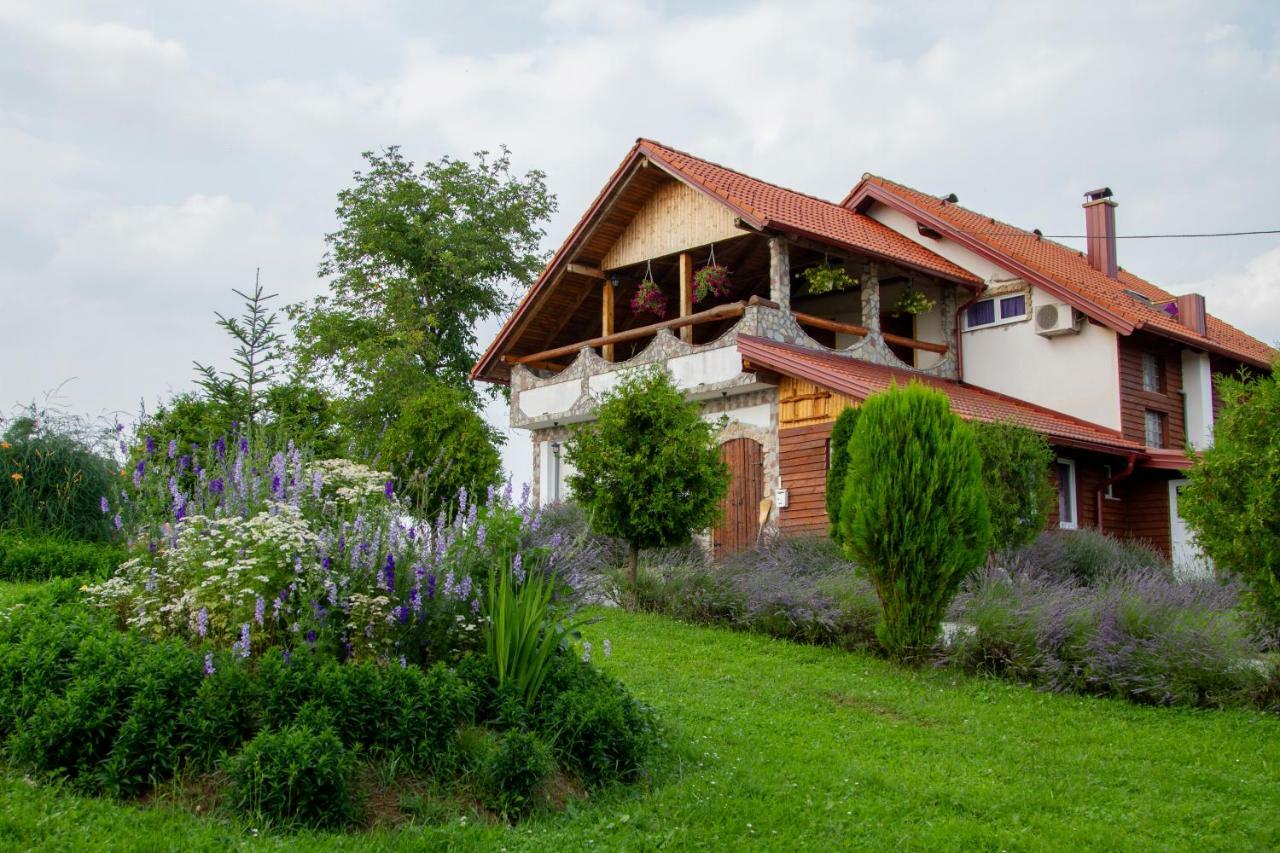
713;437;764;558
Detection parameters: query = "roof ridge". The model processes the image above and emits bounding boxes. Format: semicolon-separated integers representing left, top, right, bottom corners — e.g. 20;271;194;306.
638;137;849;212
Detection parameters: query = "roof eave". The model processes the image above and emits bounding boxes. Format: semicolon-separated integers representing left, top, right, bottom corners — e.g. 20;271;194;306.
845;182;1138;335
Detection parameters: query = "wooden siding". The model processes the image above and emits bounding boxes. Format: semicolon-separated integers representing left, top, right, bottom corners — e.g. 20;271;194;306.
602;179;742;271
778;423;833;534
713;438;764;555
1050;451;1174;556
1118;333;1184;448
778;376;858;428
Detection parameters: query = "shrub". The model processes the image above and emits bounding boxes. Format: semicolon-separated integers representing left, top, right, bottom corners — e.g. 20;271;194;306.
972;420;1055;553
566;368;730;605
537;655;658;786
0;405;118;541
226;723;358;829
947;565;1267;708
1007;529;1170;585
478;729;553;818
824;406;860;542
0;534;124;582
1179;364;1280;626
839;384;991;657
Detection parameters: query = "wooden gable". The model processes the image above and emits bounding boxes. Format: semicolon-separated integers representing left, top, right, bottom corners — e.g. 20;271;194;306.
602;179;742;271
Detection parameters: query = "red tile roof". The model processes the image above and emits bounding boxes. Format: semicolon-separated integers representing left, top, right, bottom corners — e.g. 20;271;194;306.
848;175;1277;369
638;140;980;286
738;335;1146;455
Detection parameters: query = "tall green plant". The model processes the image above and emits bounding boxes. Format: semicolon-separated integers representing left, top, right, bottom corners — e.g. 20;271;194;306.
838;383;991;658
1180;363;1280;626
193;271;285;435
825;406;860;542
565;369;730;606
971;420;1055;553
483;559;583;709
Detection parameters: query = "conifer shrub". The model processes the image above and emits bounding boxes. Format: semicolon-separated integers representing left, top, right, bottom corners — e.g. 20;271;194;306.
837;383;991;658
971;420;1055;553
824;406;860;543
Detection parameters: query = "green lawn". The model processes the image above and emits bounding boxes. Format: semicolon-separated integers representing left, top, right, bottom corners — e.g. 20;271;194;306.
1;588;1277;851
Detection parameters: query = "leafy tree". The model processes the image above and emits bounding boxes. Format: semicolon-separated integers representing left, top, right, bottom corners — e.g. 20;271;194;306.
825;406;861;542
566;369;729;606
288;146;557;408
838;383;991;658
1180;365;1280;627
193;272;284;434
971;420;1055;554
373;382;503;521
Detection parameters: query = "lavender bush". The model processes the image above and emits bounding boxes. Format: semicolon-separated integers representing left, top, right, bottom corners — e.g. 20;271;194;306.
946;564;1270;708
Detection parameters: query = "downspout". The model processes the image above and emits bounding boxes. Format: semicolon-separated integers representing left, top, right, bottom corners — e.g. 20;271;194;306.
1095;452;1137;532
954;289;983;382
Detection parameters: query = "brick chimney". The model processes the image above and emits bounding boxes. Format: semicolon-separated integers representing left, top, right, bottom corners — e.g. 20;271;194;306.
1082;187;1118;278
1173;293;1207;335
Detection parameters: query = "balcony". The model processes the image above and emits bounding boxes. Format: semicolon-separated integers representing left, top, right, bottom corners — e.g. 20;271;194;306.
505;236;960;430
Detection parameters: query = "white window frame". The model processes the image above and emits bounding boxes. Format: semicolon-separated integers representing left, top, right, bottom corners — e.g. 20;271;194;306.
1056;457;1078;529
962;293;1029;331
1102;464;1119;500
1144;410;1166;449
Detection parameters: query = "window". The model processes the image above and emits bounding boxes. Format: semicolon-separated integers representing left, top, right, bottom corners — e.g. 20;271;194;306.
1054;458;1078;529
1144;411;1166;448
1102;464;1119;500
964;293;1028;330
1141;352;1164;392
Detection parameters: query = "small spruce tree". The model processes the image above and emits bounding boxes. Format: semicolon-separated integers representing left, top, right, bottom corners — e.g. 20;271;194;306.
971;420;1055;554
825;406;861;543
838;383;991;657
566;369;730;606
1180;364;1280;626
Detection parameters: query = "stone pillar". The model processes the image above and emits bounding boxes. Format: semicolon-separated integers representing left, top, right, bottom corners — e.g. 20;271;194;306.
940;285;958;353
860;264;881;336
768;236;790;312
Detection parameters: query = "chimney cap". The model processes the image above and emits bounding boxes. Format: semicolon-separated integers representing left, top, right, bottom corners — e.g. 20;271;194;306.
1084;187;1113;202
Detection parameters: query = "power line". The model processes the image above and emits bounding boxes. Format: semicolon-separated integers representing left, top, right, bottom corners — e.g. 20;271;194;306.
972;229;1280;240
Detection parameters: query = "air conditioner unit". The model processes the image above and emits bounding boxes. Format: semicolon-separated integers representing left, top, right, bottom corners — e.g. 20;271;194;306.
1035;302;1081;337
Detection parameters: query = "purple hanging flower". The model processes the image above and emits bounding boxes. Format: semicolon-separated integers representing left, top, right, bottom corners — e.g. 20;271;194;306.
100;496;110;514
203;653;215;677
196;607;208;638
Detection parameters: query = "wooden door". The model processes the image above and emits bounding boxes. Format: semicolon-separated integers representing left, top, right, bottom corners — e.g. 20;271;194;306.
713;438;764;558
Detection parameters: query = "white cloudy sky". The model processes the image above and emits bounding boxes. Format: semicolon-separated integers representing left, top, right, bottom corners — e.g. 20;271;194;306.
2;0;1278;486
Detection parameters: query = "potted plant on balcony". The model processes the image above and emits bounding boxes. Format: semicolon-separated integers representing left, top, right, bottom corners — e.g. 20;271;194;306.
890;283;935;317
693;245;732;304
801;258;856;295
630;261;667;318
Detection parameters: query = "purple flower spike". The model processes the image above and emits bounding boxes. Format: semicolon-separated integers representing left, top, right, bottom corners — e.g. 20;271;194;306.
203;653;215;677
582;641;591;663
426;573;436;600
196;607;208;638
113;513;123;531
213;436;226;460
167;439;177;459
254;596;265;626
145;435;155;455
100;496;110;514
385;480;395;500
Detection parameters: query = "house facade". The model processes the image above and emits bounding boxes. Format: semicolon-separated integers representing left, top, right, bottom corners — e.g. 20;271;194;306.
472;139;1276;569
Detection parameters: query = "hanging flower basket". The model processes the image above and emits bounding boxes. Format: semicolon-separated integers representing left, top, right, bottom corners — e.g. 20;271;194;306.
801;262;856;295
891;286;935;317
630;261;667;318
694;264;732;303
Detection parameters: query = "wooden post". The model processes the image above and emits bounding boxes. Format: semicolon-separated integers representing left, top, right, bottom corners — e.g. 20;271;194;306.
768;236;790;312
601;280;614;362
679;252;694;343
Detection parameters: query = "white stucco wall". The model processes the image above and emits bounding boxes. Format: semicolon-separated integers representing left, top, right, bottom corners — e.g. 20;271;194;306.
1181;350;1215;449
520;379;582;419
538;438;578;504
866;202;1011;282
703;401;772;430
962;286;1122;429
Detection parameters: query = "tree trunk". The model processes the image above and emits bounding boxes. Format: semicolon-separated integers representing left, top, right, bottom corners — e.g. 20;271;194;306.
627;543;639;611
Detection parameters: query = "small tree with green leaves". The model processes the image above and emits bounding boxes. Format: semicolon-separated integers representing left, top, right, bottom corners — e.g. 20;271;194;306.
825;405;861;543
566;369;729;605
972;420;1055;554
838;383;991;658
193;271;284;435
1180;364;1280;627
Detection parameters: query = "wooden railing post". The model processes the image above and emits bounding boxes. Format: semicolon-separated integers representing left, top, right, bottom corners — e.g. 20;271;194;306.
601;279;614;361
679;252;694;343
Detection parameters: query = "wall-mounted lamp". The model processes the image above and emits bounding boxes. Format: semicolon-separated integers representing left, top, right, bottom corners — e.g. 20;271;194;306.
609;274;620;289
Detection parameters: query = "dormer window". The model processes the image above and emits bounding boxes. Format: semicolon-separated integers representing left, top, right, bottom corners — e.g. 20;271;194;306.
964;293;1028;330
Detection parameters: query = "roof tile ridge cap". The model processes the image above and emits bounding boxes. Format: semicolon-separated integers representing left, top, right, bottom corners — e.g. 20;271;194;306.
636;137;844;209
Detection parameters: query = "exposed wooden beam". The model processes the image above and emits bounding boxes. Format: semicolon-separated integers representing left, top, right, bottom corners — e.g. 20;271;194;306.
567;263;606;279
679;252;694;343
601;280;615;362
509;301;751;366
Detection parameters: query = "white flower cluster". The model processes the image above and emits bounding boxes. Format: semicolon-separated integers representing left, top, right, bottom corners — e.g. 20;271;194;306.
310;458;392;505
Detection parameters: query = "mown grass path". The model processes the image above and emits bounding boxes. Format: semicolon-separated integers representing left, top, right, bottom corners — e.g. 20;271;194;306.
1;601;1277;850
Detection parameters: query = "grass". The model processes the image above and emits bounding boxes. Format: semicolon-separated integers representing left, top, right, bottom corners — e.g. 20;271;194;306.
0;585;1277;850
